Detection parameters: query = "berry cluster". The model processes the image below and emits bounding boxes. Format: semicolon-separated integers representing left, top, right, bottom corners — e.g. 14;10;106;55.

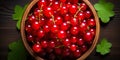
25;0;96;60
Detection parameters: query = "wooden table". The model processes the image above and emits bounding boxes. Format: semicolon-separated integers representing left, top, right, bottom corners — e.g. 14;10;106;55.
0;0;120;60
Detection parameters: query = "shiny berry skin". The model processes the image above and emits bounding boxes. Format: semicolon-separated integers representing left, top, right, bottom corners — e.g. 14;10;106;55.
60;22;69;31
73;49;81;58
87;18;96;27
63;38;70;47
39;17;46;26
52;1;60;11
37;30;45;38
25;24;32;33
43;25;50;33
81;45;87;52
89;28;96;36
64;13;71;21
27;34;34;42
80;3;87;11
60;5;68;15
84;32;93;42
38;0;47;8
69;4;78;14
70;36;78;43
41;40;48;48
79;22;88;33
48;41;55;48
70;44;77;51
85;10;92;18
70;0;78;4
31;20;40;30
70;17;78;26
47;18;54;27
34;8;41;17
77;11;85;21
77;38;84;46
28;15;35;23
57;30;67;39
43;7;53;17
51;24;59;33
70;26;79;35
32;44;42;53
55;16;63;25
62;48;70;57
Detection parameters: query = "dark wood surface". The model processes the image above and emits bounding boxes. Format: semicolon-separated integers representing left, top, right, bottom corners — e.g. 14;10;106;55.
0;0;120;60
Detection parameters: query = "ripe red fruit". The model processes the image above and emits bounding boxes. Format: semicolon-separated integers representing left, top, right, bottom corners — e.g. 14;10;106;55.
70;44;77;51
57;30;67;39
43;7;53;17
31;20;40;30
77;38;84;46
60;5;68;15
80;3;87;11
85;10;92;18
70;36;78;43
51;24;59;33
73;49;81;58
52;1;60;11
69;4;78;14
70;26;79;35
28;15;35;23
37;30;45;38
55;16;63;25
87;18;96;27
70;17;78;26
79;22;88;33
25;24;32;33
38;0;47;8
81;45;87;52
32;44;42;53
60;22;69;31
77;11;85;21
89;28;96;36
27;34;34;42
34;8;41;17
84;32;93;42
48;41;55;48
43;25;50;33
64;13;71;21
63;38;70;47
41;40;48;48
62;48;70;57
60;0;66;3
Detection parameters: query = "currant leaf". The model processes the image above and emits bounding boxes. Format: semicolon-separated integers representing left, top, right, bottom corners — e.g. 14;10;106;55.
94;0;115;23
12;4;28;30
96;38;112;55
8;40;28;60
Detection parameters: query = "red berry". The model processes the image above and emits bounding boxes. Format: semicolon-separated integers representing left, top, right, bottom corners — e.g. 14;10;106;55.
62;48;70;57
70;36;78;43
60;0;66;3
34;8;41;17
43;25;50;33
81;45;87;52
89;28;96;36
70;44;77;51
37;30;45;38
85;10;92;18
84;32;93;42
38;0;47;8
60;5;68;15
69;4;78;14
57;30;67;39
64;13;71;21
52;1;60;11
32;44;42;53
51;24;59;33
87;18;96;27
28;15;35;23
79;22;88;33
60;22;69;31
27;34;34;42
70;17;78;26
80;3;87;11
31;20;40;30
41;40;48;48
77;11;85;21
25;24;32;33
48;41;55;48
73;49;81;58
63;38;70;47
43;7;53;17
77;38;84;46
55;16;63;25
70;26;79;35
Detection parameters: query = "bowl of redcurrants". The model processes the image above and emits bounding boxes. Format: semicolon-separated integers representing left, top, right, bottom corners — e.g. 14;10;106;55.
21;0;100;60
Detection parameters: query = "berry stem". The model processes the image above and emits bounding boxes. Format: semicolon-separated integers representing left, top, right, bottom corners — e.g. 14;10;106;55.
74;5;83;18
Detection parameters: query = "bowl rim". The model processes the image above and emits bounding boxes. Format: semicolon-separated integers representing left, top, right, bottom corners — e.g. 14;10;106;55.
20;0;100;60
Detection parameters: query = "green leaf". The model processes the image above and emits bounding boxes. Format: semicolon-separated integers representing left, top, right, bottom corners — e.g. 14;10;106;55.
96;38;112;55
8;40;28;60
94;0;115;23
12;4;28;30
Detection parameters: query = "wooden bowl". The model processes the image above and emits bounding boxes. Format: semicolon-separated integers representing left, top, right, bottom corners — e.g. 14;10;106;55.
21;0;100;60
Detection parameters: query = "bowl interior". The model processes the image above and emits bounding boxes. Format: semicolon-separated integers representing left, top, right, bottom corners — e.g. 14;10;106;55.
21;0;100;60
